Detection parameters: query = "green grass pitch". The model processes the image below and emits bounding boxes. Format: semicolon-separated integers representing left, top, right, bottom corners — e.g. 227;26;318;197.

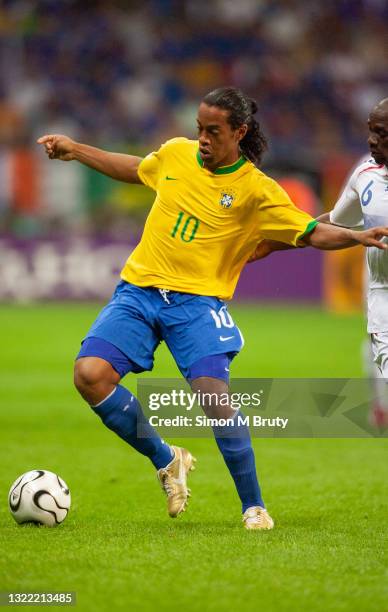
0;303;387;612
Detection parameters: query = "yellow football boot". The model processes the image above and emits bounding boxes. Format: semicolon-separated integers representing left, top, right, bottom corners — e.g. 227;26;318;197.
243;506;274;530
157;446;196;517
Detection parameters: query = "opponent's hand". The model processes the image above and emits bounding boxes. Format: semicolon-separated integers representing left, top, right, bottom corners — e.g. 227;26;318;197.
354;227;388;249
247;239;295;263
247;240;273;262
37;134;76;161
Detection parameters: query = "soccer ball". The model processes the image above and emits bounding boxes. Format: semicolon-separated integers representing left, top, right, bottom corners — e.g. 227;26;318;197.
8;470;71;527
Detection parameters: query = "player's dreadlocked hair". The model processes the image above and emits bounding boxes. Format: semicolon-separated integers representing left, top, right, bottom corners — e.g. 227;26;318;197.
202;87;267;166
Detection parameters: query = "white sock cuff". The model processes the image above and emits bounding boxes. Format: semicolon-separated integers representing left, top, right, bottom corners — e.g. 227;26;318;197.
91;386;117;408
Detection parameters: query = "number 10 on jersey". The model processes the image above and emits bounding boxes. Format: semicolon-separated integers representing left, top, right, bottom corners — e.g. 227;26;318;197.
171;212;199;242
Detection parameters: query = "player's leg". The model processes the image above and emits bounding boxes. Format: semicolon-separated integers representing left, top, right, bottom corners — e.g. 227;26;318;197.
74;352;119;405
74;281;175;469
74;341;173;469
362;337;388;426
369;333;388;427
74;281;194;517
189;360;273;530
75;342;196;517
74;346;174;470
162;294;273;529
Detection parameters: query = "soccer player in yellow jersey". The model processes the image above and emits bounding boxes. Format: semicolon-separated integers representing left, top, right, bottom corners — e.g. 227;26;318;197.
38;87;388;530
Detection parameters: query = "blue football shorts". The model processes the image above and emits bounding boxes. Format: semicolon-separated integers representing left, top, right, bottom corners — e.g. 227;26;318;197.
76;280;244;380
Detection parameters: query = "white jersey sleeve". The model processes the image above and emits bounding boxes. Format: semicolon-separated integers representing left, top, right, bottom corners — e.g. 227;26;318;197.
329;167;364;228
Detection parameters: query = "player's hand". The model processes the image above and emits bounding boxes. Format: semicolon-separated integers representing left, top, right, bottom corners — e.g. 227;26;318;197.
36;134;76;161
247;240;273;262
247;239;295;262
354;227;388;249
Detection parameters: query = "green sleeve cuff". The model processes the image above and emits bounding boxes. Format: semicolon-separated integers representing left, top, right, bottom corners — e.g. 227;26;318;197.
298;219;319;242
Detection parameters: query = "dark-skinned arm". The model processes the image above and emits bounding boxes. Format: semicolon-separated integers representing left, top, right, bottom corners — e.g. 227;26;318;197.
248;220;388;262
300;222;388;250
37;134;143;184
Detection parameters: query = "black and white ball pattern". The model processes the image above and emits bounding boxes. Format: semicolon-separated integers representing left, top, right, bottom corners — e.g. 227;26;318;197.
8;470;71;527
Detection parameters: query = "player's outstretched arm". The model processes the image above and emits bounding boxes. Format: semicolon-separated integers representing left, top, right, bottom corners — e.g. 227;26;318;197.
300;223;388;250
37;134;143;184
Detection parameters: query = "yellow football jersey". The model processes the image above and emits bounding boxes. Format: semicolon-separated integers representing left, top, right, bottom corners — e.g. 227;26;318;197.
121;138;317;300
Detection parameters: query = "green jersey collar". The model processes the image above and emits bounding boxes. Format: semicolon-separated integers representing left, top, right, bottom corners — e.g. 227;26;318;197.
196;151;247;174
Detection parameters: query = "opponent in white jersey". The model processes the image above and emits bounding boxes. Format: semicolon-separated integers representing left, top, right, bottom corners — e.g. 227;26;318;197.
329;100;388;377
329;153;388;426
328;99;388;426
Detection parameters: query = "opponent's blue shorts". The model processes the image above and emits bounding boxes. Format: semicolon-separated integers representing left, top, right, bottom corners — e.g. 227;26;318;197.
77;281;243;380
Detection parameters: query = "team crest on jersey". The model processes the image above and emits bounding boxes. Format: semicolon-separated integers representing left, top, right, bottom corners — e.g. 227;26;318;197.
219;189;236;209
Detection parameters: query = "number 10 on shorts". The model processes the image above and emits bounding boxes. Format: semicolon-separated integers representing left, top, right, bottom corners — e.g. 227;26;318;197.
210;306;235;329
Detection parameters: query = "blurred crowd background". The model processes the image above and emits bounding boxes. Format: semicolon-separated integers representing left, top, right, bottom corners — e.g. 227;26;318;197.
1;0;387;152
0;0;385;303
